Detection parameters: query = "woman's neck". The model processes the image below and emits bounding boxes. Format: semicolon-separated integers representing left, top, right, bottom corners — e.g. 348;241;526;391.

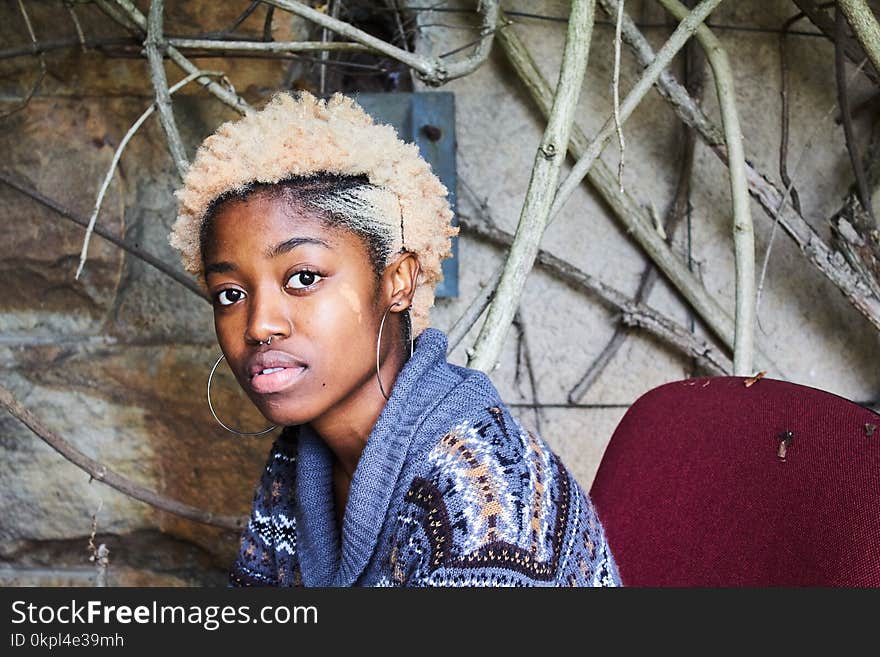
307;344;406;476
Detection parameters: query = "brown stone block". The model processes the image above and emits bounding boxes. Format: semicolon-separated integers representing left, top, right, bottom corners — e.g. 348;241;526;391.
0;528;231;585
0;566;196;587
0;99;131;333
0;1;295;101
1;340;272;565
0;95;222;337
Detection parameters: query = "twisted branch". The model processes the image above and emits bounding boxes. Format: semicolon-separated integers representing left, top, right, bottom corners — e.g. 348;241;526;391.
656;0;755;375
600;0;880;331
261;0;500;86
459;213;733;376
97;0;252;115
496;8;782;374
468;0;596;372
145;0;189;180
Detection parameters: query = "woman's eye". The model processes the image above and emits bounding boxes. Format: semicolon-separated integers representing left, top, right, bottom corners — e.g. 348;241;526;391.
216;289;245;306
286;270;323;290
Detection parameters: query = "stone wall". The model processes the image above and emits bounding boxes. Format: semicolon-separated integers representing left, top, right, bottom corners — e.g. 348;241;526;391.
0;1;303;586
1;0;877;585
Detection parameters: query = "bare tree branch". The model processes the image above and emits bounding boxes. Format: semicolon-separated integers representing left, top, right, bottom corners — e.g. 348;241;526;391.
145;0;189;180
87;499;110;587
93;0;146;36
458;213;733;376
599;0;880;331
75;69;223;281
569;82;700;402
836;6;877;225
550;0;725;216
0;172;208;301
546;1;760;370
0;383;246;531
262;0;500;86
388;0;411;51
838;0;880;78
832;196;880;302
0;36;374;60
446;265;502;354
496;7;782;374
656;0;755;375
65;2;88;52
166;37;372;54
512;308;544;434
98;0;252;115
791;0;880;85
779;13;804;217
569;328;629;403
830;113;880;302
319;0;340;95
217;1;261;36
612;0;626;190
0;0;47;121
262;4;275;42
468;0;596;372
0;36;132;60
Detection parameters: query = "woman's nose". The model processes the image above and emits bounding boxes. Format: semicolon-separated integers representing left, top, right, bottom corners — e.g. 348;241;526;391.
245;288;291;345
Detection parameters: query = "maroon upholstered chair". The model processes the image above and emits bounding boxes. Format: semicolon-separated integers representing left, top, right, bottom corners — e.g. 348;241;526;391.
590;376;880;586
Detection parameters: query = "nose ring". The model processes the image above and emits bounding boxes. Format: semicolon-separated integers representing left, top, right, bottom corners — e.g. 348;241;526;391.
258;335;273;346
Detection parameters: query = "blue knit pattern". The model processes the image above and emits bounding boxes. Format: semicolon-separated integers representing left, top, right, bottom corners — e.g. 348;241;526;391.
229;328;620;587
230;438;302;586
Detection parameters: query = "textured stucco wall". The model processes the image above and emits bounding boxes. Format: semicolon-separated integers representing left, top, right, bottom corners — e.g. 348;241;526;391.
419;0;879;486
1;0;878;584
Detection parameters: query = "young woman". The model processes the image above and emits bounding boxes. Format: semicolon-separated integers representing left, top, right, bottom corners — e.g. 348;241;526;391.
169;92;620;587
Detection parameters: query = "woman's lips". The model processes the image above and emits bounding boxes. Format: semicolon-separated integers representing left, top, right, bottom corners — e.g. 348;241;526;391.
245;348;308;394
249;365;307;394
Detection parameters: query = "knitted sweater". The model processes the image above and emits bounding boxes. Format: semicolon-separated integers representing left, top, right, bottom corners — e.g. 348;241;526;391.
229;328;621;587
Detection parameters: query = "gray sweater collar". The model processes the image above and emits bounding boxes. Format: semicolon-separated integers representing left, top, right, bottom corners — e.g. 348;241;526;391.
293;327;486;586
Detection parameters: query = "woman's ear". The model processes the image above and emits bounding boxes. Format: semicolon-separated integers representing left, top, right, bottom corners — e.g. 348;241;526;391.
383;251;420;310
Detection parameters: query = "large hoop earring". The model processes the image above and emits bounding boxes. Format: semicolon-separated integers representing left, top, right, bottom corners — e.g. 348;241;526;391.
207;354;278;436
376;302;415;401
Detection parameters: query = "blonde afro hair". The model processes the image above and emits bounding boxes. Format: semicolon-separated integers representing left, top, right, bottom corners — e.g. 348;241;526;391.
169;91;458;337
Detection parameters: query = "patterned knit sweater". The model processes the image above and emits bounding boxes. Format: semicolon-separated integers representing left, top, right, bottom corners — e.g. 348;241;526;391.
229;327;621;587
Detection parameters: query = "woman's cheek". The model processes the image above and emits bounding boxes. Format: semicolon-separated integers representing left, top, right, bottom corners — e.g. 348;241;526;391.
313;288;375;346
337;282;365;326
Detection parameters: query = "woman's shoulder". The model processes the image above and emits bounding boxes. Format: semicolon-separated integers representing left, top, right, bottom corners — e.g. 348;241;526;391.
244;426;299;519
229;427;301;587
411;400;572;512
396;400;620;585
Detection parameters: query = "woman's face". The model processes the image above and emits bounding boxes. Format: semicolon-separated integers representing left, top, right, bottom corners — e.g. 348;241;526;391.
203;192;400;428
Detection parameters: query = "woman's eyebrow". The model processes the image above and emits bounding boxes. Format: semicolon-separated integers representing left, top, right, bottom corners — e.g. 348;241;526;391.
205;261;236;276
266;236;332;258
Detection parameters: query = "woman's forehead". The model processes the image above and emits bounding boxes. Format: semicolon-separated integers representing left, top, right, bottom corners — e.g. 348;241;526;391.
204;193;371;269
209;194;339;244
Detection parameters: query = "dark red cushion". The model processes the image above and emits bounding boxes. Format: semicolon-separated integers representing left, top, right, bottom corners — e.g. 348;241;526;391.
590;376;880;586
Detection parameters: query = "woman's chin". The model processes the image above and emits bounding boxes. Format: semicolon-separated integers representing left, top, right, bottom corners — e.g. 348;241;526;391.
257;401;315;428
